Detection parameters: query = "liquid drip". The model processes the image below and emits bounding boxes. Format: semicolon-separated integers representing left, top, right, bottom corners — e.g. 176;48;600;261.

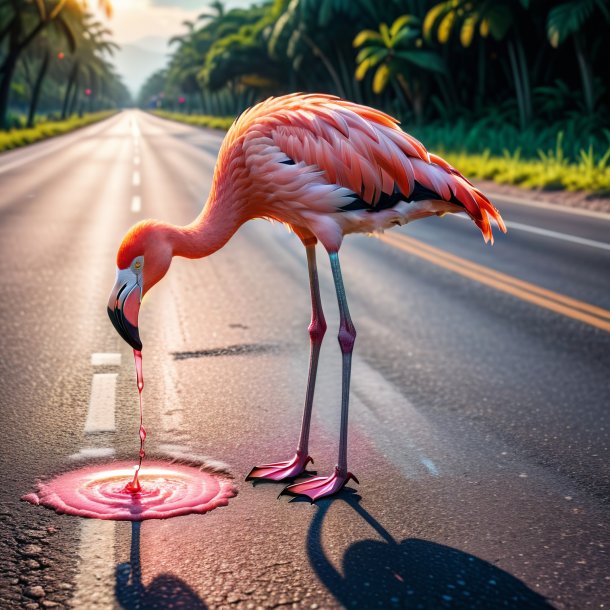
22;461;237;521
124;349;145;493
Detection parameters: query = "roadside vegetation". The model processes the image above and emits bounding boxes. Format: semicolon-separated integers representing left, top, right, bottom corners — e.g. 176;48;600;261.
1;0;130;131
0;110;116;152
152;110;233;131
140;0;610;195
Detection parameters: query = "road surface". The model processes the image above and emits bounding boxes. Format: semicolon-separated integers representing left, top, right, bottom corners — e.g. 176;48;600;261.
0;111;608;609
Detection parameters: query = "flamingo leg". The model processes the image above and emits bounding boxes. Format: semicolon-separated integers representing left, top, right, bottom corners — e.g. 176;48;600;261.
246;243;326;482
281;251;359;501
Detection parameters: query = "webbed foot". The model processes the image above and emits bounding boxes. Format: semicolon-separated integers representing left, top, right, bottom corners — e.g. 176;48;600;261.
246;450;314;482
279;466;358;502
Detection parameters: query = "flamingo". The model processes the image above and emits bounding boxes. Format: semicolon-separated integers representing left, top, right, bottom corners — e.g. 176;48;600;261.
108;93;506;501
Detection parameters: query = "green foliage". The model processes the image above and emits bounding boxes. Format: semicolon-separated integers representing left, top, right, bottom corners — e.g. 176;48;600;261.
547;0;610;47
151;110;234;131
0;111;116;152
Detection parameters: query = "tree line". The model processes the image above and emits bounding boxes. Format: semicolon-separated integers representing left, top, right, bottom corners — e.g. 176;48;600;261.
139;0;609;160
0;0;130;129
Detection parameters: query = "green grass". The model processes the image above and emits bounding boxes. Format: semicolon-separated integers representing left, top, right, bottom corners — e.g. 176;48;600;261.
153;110;610;195
440;135;610;195
151;110;234;131
0;111;117;153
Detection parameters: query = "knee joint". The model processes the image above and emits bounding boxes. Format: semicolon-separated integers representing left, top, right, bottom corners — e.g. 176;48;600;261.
338;323;356;353
308;317;327;344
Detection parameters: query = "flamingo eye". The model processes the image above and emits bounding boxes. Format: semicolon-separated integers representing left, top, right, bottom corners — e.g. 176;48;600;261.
134;261;141;269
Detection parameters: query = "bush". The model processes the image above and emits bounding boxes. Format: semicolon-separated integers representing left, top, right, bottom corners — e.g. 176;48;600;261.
151;110;234;131
0;111;117;153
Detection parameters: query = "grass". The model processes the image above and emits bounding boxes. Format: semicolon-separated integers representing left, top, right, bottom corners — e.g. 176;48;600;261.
151;110;234;131
440;134;610;195
153;110;610;195
0;111;117;153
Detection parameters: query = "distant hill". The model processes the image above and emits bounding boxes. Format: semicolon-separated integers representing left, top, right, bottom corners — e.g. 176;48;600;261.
114;38;169;98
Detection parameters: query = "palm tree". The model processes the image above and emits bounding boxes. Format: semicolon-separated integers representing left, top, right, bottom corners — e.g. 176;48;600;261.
423;0;532;128
546;0;610;115
60;15;118;119
354;15;445;124
0;0;112;129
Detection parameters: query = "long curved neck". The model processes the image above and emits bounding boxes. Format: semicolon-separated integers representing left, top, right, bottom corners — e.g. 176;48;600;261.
171;194;244;260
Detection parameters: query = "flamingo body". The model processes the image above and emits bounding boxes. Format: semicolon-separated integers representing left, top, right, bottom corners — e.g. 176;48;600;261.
109;94;506;501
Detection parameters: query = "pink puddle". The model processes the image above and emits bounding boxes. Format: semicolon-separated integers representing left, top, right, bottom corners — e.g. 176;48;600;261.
22;461;237;521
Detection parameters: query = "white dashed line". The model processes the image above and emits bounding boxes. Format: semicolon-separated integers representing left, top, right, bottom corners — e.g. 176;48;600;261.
84;373;117;433
131;195;141;213
71;520;116;608
91;352;121;366
132;171;140;186
69;447;116;460
451;213;610;251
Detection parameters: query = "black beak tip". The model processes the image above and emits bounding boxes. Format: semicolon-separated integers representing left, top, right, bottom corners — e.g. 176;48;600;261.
107;306;142;351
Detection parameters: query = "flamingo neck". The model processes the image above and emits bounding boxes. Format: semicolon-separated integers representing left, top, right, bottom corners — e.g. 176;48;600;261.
171;196;243;260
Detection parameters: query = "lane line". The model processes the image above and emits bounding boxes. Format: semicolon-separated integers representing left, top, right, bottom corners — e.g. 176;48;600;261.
69;447;115;460
504;220;610;251
451;213;610;251
0;114;121;176
91;352;121;366
71;520;116;609
84;373;117;433
487;191;610;221
384;231;610;320
131;195;141;213
380;232;610;332
132;171;140;186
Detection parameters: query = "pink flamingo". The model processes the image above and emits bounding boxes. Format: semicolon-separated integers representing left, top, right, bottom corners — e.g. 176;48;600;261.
108;94;506;501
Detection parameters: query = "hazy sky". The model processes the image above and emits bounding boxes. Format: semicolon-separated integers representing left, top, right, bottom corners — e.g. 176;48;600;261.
91;0;255;94
97;0;254;45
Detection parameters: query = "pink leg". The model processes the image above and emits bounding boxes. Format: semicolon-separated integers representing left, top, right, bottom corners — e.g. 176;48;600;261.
281;251;359;501
246;244;326;482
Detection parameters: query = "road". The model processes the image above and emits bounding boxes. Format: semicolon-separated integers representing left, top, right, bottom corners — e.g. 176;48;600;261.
0;110;608;609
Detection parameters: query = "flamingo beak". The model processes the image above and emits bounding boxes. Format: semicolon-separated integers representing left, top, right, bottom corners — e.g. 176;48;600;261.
107;267;142;350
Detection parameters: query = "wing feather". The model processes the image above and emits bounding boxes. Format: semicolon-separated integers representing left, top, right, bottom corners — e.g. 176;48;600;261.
235;93;505;241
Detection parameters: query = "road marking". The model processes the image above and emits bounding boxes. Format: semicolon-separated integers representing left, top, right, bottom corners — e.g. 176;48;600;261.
504;220;610;251
131;195;141;213
0;114;120;176
71;520;116;608
91;352;121;366
451;213;610;251
380;232;610;333
69;447;115;460
487;191;610;221
132;171;140;186
131;118;141;139
84;373;117;433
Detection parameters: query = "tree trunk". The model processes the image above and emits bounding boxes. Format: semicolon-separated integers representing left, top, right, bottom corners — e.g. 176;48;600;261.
0;15;53;129
27;50;51;127
515;36;532;123
0;51;20;129
69;75;79;116
574;33;594;115
507;39;526;129
301;33;345;98
62;62;78;119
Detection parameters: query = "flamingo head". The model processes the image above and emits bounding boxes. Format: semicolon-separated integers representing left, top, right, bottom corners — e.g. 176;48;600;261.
107;221;173;350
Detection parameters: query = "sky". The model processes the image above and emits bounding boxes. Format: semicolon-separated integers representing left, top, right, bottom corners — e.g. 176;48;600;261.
93;0;254;95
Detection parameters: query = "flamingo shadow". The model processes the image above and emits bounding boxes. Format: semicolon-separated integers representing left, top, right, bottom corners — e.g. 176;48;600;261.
307;495;556;609
115;522;207;610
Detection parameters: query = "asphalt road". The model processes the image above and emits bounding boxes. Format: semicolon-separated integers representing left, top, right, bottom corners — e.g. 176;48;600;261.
0;110;608;610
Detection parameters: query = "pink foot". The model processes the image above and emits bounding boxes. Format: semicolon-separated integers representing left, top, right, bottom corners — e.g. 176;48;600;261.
280;466;359;502
246;450;314;482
